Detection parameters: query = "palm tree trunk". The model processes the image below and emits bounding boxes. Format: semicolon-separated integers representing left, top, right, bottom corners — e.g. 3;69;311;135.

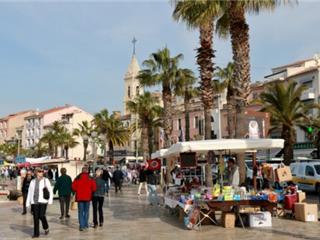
162;86;173;148
197;22;215;187
108;140;114;165
229;3;251;185
227;94;235;138
184;91;191;141
148;125;154;158
65;146;69;160
282;126;294;166
141;121;149;161
83;143;88;161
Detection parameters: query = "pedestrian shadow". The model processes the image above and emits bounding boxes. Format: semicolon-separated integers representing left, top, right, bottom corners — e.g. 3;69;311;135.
252;227;320;240
9;224;32;236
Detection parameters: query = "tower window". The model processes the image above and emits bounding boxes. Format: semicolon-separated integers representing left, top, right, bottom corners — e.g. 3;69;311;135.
128;86;131;98
136;86;140;95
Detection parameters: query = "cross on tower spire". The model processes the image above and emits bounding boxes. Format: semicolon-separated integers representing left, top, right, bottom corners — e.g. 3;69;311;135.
132;37;137;56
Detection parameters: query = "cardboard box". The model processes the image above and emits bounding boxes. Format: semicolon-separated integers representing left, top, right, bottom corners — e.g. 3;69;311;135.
275;166;292;183
249;212;272;227
222;212;236;228
297;192;306;203
294;203;318;222
239;206;260;213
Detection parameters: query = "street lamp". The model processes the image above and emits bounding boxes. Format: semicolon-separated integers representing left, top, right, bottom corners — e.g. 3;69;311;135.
82;134;89;161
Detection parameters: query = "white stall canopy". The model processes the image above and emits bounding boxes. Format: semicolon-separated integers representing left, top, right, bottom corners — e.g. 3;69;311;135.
160;139;284;158
151;149;169;159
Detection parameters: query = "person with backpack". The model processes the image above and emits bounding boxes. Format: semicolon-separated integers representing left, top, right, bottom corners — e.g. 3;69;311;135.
26;167;53;238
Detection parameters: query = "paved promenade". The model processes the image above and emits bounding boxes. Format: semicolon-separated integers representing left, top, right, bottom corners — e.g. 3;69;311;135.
1;185;320;240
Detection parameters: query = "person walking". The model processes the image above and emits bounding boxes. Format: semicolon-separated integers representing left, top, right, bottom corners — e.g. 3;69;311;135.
53;168;72;219
113;166;124;193
92;168;106;228
72;166;97;231
137;167;148;196
102;167;111;196
26;167;53;238
146;171;159;206
22;170;33;215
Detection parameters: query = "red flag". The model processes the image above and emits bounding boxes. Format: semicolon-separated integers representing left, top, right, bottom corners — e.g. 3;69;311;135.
147;158;161;171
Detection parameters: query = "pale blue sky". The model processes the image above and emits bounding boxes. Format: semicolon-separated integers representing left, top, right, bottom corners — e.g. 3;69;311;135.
0;1;319;117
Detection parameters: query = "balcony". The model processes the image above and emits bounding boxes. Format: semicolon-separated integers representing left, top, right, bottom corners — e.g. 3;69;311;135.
301;88;315;100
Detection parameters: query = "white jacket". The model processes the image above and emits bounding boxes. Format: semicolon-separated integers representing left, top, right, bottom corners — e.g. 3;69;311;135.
26;178;53;207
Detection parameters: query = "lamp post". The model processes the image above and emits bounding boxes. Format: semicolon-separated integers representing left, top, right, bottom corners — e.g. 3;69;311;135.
82;134;89;161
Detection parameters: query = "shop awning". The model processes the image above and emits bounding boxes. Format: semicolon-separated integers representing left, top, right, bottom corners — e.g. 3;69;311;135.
161;138;284;158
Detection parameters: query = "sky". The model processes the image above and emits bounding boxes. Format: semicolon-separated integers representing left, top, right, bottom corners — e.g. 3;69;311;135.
0;0;320;117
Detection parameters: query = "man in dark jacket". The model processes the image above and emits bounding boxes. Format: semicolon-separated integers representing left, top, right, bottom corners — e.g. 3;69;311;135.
21;170;33;215
72;167;97;231
113;166;124;193
137;167;148;196
53;168;72;219
146;170;159;206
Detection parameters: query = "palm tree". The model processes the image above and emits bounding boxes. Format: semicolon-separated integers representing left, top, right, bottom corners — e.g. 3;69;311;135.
258;81;316;166
138;47;183;148
60;131;79;160
173;0;223;141
216;1;279;184
174;68;198;141
73;121;93;161
93;109;131;165
40;131;56;157
214;62;235;138
126;92;163;160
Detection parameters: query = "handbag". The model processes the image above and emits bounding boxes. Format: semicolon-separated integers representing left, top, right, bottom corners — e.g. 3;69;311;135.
43;178;50;200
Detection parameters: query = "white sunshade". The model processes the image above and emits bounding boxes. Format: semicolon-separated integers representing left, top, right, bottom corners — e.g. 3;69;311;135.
151;149;169;159
162;138;284;158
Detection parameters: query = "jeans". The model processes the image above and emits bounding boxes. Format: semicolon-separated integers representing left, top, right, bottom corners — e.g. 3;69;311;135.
147;184;159;205
32;204;49;237
138;182;148;195
92;196;104;225
59;195;71;217
78;201;90;229
115;181;122;193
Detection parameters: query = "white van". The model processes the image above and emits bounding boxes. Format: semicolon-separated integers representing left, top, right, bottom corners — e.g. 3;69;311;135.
290;161;320;193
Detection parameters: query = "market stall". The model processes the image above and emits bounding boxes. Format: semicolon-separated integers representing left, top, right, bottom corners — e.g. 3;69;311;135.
153;138;295;229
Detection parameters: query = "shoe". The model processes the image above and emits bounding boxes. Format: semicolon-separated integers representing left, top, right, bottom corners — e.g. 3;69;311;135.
59;216;64;220
44;229;49;235
93;224;98;228
65;214;70;218
99;223;103;227
32;235;39;238
79;228;84;231
22;212;26;215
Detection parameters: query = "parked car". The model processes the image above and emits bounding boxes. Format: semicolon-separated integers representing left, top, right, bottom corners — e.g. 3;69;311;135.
290;161;320;193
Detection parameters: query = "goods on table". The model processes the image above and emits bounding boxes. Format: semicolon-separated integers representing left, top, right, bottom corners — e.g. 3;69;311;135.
296;191;306;203
275;165;292;183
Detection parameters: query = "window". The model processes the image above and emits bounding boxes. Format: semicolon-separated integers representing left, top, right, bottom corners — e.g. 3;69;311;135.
199;119;204;136
194;116;199;128
178;119;182;130
136;86;140;95
305;165;315;177
128;86;131;98
314;165;320;175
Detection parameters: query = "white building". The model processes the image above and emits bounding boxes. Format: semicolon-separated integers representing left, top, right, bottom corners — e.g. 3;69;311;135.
23;104;94;160
264;54;320;144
